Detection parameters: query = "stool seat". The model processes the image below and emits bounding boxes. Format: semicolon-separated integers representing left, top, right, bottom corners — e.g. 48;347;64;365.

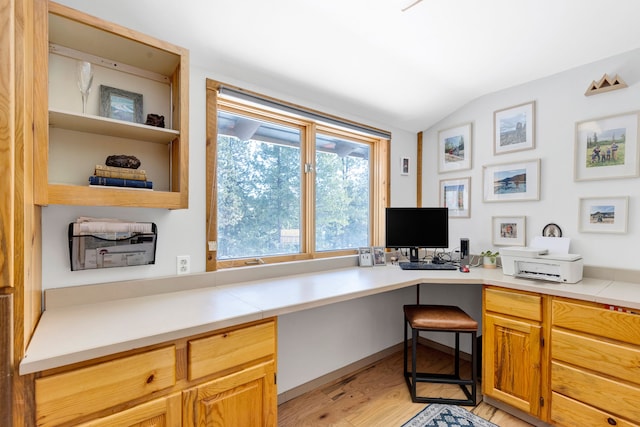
403;303;478;406
404;305;477;331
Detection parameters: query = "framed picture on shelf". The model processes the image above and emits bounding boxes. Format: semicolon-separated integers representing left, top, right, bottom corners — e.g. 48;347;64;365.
400;157;410;175
438;123;472;173
99;85;143;123
439;177;470;218
358;247;373;266
372;246;386;266
494;101;535;155
574;111;639;181
492;216;526;246
578;196;629;234
482;159;540;202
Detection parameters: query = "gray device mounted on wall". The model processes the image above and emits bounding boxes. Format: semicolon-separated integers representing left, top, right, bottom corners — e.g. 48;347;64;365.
460;238;470;266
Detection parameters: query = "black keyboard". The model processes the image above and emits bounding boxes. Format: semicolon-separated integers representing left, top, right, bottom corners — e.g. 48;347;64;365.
399;262;457;271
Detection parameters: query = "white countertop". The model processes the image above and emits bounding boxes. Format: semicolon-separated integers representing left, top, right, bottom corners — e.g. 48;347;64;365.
19;264;639;374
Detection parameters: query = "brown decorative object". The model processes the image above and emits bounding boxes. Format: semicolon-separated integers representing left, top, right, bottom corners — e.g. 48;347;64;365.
145;114;165;128
105;154;141;169
585;73;628;96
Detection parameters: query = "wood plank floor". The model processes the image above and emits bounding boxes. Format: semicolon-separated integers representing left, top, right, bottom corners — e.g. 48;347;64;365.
278;344;534;426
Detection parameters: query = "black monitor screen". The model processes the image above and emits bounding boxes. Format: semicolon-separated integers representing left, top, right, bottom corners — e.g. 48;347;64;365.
385;207;449;250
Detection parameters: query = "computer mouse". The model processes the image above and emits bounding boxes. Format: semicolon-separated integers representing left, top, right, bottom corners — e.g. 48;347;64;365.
460;265;470;273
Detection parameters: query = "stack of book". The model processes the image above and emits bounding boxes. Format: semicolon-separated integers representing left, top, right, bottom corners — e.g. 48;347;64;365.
89;164;153;190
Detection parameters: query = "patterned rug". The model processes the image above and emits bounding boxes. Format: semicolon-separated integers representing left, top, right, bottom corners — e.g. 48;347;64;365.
401;404;498;427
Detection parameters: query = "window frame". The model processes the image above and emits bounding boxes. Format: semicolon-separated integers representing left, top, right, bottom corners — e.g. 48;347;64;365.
206;79;389;271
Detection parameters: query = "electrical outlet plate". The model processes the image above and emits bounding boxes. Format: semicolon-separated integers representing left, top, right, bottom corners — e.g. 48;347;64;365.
176;255;190;275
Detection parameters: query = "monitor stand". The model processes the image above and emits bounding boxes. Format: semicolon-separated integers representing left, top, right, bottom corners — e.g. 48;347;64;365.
409;247;420;263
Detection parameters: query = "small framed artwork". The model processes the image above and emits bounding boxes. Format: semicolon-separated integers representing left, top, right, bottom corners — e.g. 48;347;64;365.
494;101;535;155
358;247;373;266
482;159;540;202
400;157;410;175
542;223;562;237
574;111;639;181
578;196;629;234
372;246;386;266
438;123;472;173
99;85;143;123
439;177;470;218
492;216;526;246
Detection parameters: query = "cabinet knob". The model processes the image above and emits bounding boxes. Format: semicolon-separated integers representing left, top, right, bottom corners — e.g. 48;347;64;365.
607;417;617;426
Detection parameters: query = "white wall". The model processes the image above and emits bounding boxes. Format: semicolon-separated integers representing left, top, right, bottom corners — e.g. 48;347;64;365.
422;48;640;269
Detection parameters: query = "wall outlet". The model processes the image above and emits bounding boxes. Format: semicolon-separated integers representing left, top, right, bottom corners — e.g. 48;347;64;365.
176;255;190;275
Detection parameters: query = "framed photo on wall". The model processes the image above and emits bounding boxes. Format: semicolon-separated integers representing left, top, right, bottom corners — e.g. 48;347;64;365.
574;111;639;181
492;216;526;246
578;196;629;234
400;157;410;175
494;101;535;155
482;159;540;202
439;177;470;218
438;123;472;173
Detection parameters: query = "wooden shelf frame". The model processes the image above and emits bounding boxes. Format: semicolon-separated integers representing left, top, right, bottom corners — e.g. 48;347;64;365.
34;1;189;209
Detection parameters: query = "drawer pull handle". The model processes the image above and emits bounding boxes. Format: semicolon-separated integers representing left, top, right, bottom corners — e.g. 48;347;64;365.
146;374;155;384
607;417;617;426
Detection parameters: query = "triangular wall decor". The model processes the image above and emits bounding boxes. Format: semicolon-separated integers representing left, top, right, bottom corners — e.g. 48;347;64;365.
585;73;628;96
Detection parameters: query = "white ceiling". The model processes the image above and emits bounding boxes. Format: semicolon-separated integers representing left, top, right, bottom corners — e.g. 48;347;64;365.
61;0;640;132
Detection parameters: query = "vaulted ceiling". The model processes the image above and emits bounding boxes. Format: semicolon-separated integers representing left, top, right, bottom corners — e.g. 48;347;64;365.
59;0;640;132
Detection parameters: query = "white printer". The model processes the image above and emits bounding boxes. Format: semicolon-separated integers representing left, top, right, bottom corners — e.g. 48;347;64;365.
500;237;583;283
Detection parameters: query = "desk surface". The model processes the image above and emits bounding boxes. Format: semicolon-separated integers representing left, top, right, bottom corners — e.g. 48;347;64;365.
20;264;640;374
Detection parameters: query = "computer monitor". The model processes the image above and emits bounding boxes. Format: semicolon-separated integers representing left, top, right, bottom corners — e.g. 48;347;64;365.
385;207;449;262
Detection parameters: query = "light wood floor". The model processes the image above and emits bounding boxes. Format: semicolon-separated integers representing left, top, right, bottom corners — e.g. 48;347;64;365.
278;344;534;426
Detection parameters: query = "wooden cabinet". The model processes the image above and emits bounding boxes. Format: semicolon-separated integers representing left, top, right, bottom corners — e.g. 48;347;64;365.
75;393;182;427
550;299;640;426
34;1;189;209
183;361;277;427
482;286;546;418
35;346;177;426
183;321;277;426
33;318;277;427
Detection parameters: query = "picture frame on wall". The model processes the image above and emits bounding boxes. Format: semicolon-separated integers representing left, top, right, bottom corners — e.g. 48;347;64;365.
482;159;540;202
574;111;639;181
492;216;526;246
99;85;143;123
439;177;470;218
578;196;629;234
400;157;410;175
493;101;535;155
438;123;472;173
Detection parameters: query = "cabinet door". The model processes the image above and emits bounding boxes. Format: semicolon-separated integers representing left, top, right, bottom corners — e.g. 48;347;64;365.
183;360;276;427
76;393;181;427
483;313;542;415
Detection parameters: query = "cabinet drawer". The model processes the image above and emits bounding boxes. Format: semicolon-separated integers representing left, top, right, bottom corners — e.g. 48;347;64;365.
552;392;640;427
188;320;276;381
36;346;176;427
553;300;640;345
552;361;640;422
484;287;541;321
552;328;640;385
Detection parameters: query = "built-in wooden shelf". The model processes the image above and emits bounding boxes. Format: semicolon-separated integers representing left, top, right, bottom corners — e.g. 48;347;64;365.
49;109;180;144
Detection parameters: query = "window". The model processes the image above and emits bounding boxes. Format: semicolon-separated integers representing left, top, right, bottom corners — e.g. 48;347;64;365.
206;80;389;270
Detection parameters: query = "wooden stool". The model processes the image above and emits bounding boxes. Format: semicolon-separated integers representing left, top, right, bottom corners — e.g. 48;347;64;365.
403;304;478;405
